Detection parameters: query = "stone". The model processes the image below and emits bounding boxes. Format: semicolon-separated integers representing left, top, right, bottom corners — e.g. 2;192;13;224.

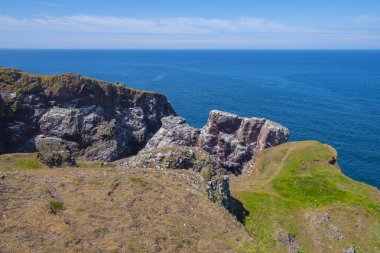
199;110;289;174
144;110;290;175
328;156;337;165
144;116;200;150
276;231;300;253
35;135;77;167
343;246;355;253
119;146;235;208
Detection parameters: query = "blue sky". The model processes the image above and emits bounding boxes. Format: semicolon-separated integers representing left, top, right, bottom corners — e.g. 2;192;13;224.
0;0;379;49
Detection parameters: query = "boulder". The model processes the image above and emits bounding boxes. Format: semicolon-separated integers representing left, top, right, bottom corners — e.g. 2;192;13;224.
35;135;77;167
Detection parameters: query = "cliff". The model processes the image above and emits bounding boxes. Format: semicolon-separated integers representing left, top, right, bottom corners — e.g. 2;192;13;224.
0;66;176;161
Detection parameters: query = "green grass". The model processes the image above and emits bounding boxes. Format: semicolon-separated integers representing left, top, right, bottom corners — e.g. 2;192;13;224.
49;201;65;214
272;143;379;213
0;153;45;171
231;141;380;253
200;164;213;181
15;160;40;169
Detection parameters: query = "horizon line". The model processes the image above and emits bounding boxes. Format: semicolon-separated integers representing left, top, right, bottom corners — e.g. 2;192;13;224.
1;48;380;51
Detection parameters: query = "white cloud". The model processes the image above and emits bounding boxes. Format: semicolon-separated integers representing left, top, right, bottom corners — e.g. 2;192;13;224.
37;2;62;7
0;15;288;34
0;15;379;48
352;15;380;24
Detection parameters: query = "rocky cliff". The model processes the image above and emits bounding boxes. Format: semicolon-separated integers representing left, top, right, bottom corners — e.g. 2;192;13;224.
143;111;289;175
0;66;176;161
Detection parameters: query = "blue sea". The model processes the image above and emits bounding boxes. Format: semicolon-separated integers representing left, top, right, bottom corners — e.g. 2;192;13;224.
0;49;379;188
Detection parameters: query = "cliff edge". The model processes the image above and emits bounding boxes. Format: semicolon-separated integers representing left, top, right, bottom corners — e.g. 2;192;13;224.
0;66;176;161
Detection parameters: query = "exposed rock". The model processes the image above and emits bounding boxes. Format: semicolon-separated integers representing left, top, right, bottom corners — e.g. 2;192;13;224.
199;110;289;174
311;213;345;241
276;231;300;253
328;156;337;165
327;224;344;241
119;146;235;209
343;246;355;253
0;67;176;161
144;116;200;150
120;146;215;174
311;213;331;226
143;110;289;175
0;96;9;153
35;135;77;167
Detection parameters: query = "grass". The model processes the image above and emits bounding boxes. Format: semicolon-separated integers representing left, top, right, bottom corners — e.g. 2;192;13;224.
15;160;40;169
200;164;213;181
0;153;45;170
0;153;256;253
93;227;110;238
231;141;380;253
49;201;65;214
129;176;148;187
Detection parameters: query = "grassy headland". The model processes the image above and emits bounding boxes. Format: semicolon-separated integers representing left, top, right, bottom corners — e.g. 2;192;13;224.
231;141;380;253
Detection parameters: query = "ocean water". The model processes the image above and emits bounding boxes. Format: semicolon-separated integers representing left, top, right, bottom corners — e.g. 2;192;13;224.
0;49;379;188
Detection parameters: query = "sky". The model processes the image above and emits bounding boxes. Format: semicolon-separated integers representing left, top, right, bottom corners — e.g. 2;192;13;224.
0;0;379;49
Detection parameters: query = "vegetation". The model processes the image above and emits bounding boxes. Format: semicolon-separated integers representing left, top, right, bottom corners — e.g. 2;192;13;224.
49;201;65;214
231;141;380;253
1;141;379;252
129;176;148;187
0;153;45;170
0;153;255;253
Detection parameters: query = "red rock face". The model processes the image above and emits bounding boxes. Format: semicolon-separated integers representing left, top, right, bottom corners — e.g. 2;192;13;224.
144;110;290;175
199;110;289;174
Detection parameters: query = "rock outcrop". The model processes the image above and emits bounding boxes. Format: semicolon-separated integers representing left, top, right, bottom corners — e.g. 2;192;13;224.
276;231;300;253
144;110;290;174
199;110;289;174
125;111;289;208
119;146;234;209
0;66;176;161
35;135;77;167
144;116;200;150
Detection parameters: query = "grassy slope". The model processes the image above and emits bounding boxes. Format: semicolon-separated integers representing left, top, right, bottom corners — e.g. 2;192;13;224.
0;154;255;253
231;141;380;253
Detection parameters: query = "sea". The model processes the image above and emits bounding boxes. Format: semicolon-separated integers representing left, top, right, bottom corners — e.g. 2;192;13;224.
0;49;379;188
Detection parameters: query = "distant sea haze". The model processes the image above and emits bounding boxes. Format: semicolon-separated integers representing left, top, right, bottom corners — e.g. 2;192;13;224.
1;49;379;188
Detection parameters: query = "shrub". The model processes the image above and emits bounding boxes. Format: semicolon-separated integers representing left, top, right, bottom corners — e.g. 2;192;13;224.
49;201;65;214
